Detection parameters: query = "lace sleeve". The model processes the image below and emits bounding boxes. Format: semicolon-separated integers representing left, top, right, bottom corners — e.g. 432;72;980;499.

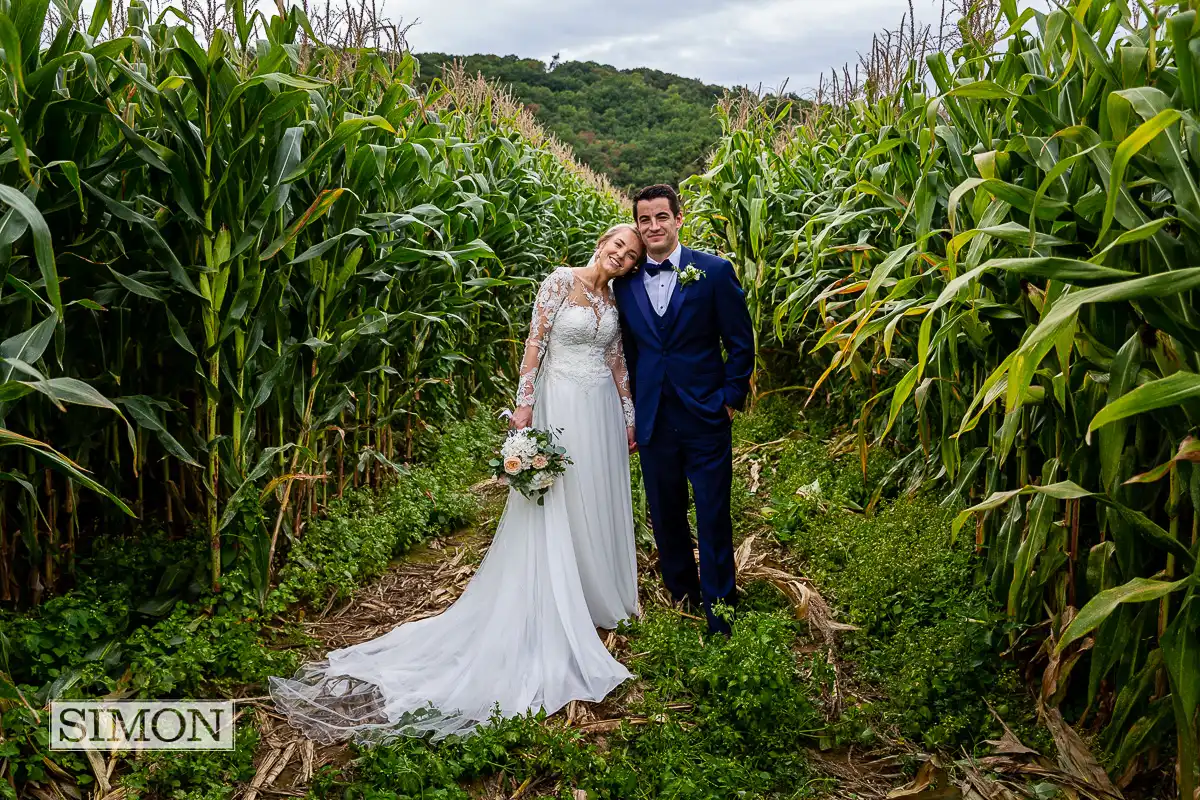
605;332;636;428
516;269;572;408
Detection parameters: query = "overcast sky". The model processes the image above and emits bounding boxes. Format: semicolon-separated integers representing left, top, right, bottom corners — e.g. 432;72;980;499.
391;0;1050;92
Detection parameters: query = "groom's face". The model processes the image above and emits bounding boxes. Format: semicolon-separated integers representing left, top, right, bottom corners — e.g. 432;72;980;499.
635;198;682;256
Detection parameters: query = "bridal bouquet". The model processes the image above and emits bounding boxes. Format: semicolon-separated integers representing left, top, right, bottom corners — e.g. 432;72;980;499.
491;426;571;504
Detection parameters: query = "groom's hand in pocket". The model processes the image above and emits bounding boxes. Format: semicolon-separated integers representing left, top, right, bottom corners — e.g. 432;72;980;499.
627;427;638;454
726;405;736;421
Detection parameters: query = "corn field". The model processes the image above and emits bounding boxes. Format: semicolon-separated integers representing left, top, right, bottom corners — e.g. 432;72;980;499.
6;0;1199;793
686;0;1200;794
0;0;622;607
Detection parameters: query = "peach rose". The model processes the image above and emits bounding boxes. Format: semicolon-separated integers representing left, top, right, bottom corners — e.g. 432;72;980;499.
531;454;549;470
503;456;523;475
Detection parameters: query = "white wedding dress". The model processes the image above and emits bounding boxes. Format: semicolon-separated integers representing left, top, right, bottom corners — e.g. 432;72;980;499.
269;267;640;743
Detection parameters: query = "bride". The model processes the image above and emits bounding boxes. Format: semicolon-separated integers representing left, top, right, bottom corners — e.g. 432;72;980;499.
269;223;647;743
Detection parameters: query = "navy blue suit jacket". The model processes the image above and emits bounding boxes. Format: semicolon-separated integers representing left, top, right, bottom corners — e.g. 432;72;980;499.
614;246;755;445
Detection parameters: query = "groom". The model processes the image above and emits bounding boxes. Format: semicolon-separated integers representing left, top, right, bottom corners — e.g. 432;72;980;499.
614;184;755;636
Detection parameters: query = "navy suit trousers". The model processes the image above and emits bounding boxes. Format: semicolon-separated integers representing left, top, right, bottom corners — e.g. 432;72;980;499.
638;381;737;634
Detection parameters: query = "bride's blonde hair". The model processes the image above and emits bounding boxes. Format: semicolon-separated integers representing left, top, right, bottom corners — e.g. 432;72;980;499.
588;223;644;268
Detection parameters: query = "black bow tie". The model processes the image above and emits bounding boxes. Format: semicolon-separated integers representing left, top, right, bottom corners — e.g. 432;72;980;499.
644;259;673;277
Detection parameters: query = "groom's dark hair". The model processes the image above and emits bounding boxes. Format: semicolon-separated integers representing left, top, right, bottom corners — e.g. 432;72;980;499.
633;184;681;218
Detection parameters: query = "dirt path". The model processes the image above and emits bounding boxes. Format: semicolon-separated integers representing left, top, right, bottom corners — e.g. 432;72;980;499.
237;482;504;799
236;481;653;799
233;477;839;799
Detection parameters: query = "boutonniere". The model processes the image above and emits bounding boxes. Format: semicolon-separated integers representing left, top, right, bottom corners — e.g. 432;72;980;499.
677;265;705;287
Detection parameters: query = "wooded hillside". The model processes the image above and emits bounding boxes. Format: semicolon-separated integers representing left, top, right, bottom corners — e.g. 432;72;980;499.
415;53;727;192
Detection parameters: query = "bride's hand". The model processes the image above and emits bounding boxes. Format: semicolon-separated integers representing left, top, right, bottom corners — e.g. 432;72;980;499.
510;406;533;430
627;426;637;454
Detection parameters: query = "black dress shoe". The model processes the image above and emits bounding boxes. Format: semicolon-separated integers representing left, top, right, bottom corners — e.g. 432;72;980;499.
706;615;732;637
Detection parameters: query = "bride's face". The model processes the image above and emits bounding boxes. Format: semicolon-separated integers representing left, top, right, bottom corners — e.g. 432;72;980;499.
595;228;643;279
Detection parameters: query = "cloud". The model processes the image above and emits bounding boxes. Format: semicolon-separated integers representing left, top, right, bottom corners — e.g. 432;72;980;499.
392;0;990;90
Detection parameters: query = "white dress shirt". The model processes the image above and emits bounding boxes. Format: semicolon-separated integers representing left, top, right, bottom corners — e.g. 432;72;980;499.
642;242;683;317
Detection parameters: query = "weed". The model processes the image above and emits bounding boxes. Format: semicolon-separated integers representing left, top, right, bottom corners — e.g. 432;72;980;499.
118;722;260;800
781;495;1035;750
